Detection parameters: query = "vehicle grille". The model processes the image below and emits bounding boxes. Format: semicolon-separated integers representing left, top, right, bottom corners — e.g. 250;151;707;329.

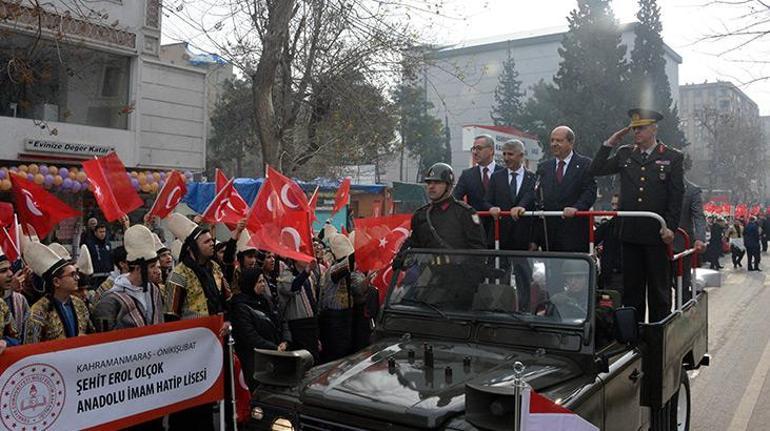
299;415;369;431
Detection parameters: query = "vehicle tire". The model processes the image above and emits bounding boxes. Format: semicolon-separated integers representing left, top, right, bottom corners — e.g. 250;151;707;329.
650;367;691;431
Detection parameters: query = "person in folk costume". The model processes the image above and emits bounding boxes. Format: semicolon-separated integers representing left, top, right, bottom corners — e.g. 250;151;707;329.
72;244;95;307
24;241;93;344
90;245;129;309
151;233;173;306
1;246;28;344
92;225;165;331
0;246;21;349
318;229;368;363
164;213;231;431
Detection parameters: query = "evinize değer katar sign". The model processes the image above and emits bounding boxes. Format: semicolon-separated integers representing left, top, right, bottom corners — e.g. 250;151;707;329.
0;316;224;431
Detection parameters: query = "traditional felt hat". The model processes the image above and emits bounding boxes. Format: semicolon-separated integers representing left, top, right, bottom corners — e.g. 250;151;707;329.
25;241;68;279
170;239;183;261
166;213;203;242
237;230;257;254
49;243;72;261
628;108;664;128
152;233;169;254
76;244;94;276
347;230;356;248
124;225;159;262
20;229;40;256
328;233;354;260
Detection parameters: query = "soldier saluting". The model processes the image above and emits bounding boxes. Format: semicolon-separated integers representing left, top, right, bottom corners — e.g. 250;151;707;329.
589;108;684;322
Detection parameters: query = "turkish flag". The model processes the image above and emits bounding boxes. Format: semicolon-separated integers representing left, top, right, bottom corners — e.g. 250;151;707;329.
332;177;351;215
246;166;314;263
353;214;411;272
0;202;13;227
371;265;405;305
521;385;599;431
735;203;748;219
82;152;143;222
147;170;187;220
201;178;249;226
10;173;80;239
0;226;19;262
308;186;320;223
231;354;252;423
213;169;249;229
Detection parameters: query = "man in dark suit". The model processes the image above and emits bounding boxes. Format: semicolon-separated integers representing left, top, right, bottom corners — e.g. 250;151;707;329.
484;139;537;250
590;108;684;322
534;126;597;252
454;134;504;245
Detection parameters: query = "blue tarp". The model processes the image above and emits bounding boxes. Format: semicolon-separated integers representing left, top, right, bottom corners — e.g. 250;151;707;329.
182;177;387;214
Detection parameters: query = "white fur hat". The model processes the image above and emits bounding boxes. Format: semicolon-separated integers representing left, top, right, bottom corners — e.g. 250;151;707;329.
152;233;169;253
124;225;158;262
166;213;201;242
20;229;40;256
237;231;257;254
76;244;94;276
49;242;72;261
25;241;68;278
170;239;183;261
329;233;354;260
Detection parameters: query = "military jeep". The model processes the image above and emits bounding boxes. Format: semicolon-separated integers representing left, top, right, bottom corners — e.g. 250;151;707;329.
247;249;708;431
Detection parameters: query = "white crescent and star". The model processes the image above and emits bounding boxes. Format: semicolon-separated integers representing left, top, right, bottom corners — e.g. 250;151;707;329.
215;198;231;221
165;186;182;209
281;227;302;251
280;184;300;209
22;190;43;217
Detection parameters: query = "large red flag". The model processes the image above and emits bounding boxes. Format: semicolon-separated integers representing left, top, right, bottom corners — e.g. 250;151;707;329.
201;178;249;226
353;214;411;272
332;177;351;215
213;169;249;229
0;226;19;262
232;354;252;424
82;152;143;222
10;173;80;239
371;265;405;305
246;167;313;262
308;186;320;223
147;170;187;220
0;202;13;227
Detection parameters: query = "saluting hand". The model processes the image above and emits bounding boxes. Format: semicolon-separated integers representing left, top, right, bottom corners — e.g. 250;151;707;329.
605;127;631;147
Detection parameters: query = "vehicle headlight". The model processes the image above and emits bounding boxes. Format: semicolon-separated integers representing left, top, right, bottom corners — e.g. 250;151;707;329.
251;406;264;421
271;417;295;431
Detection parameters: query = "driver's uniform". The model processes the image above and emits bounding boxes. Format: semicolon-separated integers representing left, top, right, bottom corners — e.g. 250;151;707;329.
407;197;487;250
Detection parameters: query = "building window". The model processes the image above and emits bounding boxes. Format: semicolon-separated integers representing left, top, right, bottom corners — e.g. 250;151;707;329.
0;33;131;129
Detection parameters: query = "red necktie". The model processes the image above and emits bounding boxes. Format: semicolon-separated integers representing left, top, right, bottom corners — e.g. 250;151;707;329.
482;167;490;190
556;160;565;184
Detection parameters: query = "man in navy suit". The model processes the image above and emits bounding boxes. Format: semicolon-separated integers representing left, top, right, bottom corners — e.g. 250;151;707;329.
484;139;537;251
534;126;597;252
454;134;504;245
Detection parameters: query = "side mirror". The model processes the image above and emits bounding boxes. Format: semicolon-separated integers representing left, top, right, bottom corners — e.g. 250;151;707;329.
613;307;640;345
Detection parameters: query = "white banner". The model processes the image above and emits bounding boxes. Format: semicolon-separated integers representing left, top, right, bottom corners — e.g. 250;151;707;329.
0;317;224;430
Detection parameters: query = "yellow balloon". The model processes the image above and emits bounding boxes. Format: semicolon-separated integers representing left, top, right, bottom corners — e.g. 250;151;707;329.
18;165;28;173
130;171;138;177
138;174;147;185
28;164;39;174
48;166;58;175
0;179;10;191
152;172;161;181
140;183;152;193
150;182;159;193
76;171;87;182
53;175;63;186
33;173;44;185
68;171;76;180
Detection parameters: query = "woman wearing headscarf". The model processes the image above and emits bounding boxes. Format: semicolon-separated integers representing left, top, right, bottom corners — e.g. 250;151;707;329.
231;267;290;390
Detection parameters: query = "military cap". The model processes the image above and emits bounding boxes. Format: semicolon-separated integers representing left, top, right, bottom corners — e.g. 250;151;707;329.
628;108;664;128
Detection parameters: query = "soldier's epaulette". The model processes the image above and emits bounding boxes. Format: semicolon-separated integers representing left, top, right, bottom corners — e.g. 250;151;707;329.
617;144;634;153
658;141;683;155
453;198;474;211
415;202;431;212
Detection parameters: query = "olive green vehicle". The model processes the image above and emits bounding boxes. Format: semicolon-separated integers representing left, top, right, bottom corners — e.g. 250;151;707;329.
247;249;708;431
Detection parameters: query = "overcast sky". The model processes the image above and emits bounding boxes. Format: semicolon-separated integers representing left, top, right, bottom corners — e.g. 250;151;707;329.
162;0;770;115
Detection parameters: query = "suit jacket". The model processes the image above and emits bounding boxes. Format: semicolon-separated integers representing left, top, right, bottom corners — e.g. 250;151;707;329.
674;179;706;252
483;168;537;250
590;142;684;245
535;153;597;252
454;164;504;246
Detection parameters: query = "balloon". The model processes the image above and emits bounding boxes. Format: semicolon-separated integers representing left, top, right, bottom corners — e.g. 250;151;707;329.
48;166;58;175
10;167;17;173
82;179;89;188
59;167;69;178
68;171;76;180
53;175;63;186
28;164;39;174
140;183;152;193
44;174;54;186
62;178;73;189
26;173;34;181
71;181;82;192
184;171;193;179
152;172;161;181
0;180;10;191
76;171;87;182
159;172;167;179
39;165;48;175
33;173;44;185
159;179;165;188
18;165;28;173
130;171;138;177
131;178;139;190
138;174;147;185
0;170;5;180
150;182;159;193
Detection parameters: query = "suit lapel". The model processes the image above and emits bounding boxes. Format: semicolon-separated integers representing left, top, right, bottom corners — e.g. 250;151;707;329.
513;171;532;205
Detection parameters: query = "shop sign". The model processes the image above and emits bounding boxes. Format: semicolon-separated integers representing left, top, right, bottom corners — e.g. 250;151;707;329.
24;139;114;157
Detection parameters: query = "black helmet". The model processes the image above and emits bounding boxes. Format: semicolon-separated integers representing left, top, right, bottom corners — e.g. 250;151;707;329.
424;163;454;185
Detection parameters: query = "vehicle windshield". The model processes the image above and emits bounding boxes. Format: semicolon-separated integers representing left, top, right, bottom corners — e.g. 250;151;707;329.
386;251;593;326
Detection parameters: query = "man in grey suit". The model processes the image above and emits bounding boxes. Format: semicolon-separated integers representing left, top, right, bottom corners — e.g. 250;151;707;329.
674;175;707;302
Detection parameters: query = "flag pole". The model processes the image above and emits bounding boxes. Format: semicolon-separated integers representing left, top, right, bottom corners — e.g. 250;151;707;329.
513;361;525;431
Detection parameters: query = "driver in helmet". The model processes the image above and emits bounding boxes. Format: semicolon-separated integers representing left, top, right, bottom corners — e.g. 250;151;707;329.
404;163;487;250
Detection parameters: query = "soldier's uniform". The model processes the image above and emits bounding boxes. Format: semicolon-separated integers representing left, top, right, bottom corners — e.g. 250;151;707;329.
590;109;684;322
409;198;487;250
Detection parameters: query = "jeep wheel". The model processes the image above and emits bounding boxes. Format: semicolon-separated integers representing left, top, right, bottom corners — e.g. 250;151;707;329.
651;367;690;431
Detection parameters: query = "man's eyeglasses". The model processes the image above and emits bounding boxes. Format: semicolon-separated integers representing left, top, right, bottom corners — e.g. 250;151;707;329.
58;271;79;280
471;145;492;152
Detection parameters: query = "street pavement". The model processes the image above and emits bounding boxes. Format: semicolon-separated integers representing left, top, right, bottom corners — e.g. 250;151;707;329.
690;259;770;431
